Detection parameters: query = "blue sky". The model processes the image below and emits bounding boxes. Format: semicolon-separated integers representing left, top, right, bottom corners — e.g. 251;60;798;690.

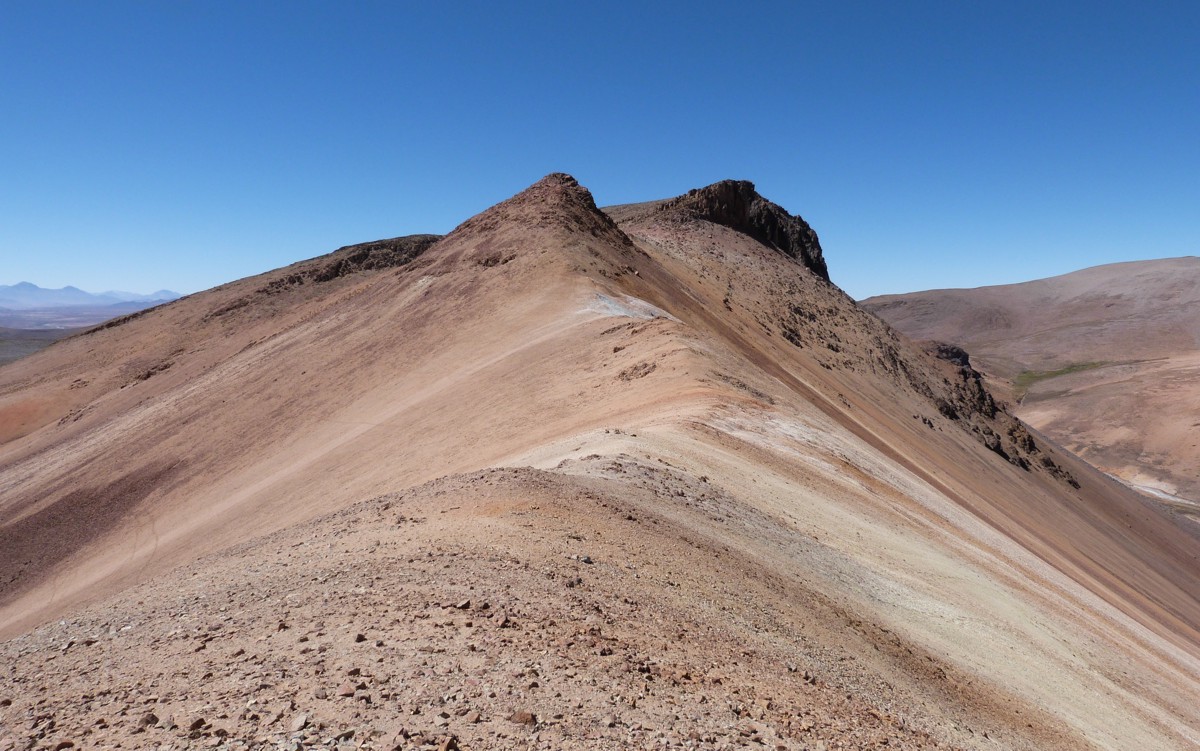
1;2;1196;299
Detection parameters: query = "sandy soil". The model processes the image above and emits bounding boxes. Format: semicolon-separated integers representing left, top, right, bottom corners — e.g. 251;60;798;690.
2;177;1199;750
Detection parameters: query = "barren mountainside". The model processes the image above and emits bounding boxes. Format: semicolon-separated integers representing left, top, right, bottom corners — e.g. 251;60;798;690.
862;257;1200;509
2;176;1199;751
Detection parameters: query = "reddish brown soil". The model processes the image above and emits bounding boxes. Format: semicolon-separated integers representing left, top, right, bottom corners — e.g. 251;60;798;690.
2;176;1199;750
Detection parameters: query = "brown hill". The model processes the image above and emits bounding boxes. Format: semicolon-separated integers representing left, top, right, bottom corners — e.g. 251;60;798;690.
862;257;1200;508
2;176;1199;750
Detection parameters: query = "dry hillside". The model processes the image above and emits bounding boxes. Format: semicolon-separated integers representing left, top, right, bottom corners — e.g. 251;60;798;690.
2;176;1199;751
862;257;1200;510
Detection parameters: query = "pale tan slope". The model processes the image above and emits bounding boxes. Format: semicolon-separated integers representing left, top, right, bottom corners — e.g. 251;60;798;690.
0;177;700;635
860;256;1200;375
2;176;1200;750
1018;352;1200;506
861;256;1200;504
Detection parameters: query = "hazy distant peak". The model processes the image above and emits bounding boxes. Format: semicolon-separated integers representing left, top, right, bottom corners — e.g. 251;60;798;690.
0;282;181;310
100;289;183;303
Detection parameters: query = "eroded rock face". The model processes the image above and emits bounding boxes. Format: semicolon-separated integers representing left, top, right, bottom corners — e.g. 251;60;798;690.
659;180;828;281
927;342;972;369
261;234;443;293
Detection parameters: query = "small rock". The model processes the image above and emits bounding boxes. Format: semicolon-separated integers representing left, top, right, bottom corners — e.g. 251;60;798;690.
188;717;207;732
337;682;356;698
437;736;459;751
354;633;366;643
138;712;159;728
492;613;510;628
507;710;537;725
464;710;481;724
603;713;618;728
289;713;308;733
314;687;328;699
454;600;471;610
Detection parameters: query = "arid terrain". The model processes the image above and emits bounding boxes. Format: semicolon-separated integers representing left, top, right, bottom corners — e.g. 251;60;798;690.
2;176;1199;751
862;258;1200;511
0;285;180;366
0;328;81;368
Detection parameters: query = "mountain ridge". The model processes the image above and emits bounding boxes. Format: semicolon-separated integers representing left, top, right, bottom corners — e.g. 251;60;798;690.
2;175;1199;749
0;281;181;310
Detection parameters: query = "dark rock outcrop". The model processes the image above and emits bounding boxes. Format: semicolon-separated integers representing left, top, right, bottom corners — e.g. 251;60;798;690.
658;180;828;281
927;342;971;369
260;234;443;294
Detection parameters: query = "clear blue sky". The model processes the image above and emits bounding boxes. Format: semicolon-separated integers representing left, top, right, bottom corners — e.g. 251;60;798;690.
2;2;1197;299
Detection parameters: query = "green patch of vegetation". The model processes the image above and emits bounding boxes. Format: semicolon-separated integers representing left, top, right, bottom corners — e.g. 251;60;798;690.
1013;361;1108;399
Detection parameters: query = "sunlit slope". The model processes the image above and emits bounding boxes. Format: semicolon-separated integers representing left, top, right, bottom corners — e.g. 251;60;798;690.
1;176;1198;749
863;257;1200;504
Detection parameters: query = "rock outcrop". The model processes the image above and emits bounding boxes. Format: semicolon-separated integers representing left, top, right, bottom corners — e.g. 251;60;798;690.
655;179;828;280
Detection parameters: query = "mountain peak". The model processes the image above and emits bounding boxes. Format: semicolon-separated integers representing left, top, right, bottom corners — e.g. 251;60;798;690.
660;180;829;281
446;173;633;251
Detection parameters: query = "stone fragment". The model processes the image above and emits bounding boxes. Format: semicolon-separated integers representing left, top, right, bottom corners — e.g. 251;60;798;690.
289;713;308;733
508;710;537;725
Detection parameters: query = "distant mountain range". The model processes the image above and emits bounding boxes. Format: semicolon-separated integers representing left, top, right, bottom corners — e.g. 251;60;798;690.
0;282;180;310
0;282;182;332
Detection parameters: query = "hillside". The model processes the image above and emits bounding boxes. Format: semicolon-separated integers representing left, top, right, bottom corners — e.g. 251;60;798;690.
2;177;1199;750
862;257;1200;507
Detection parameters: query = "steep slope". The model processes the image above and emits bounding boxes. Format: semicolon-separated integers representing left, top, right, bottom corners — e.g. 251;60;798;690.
862;257;1200;506
2;176;1200;750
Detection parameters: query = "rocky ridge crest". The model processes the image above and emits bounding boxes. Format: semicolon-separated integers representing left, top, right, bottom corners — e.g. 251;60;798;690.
654;180;828;281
